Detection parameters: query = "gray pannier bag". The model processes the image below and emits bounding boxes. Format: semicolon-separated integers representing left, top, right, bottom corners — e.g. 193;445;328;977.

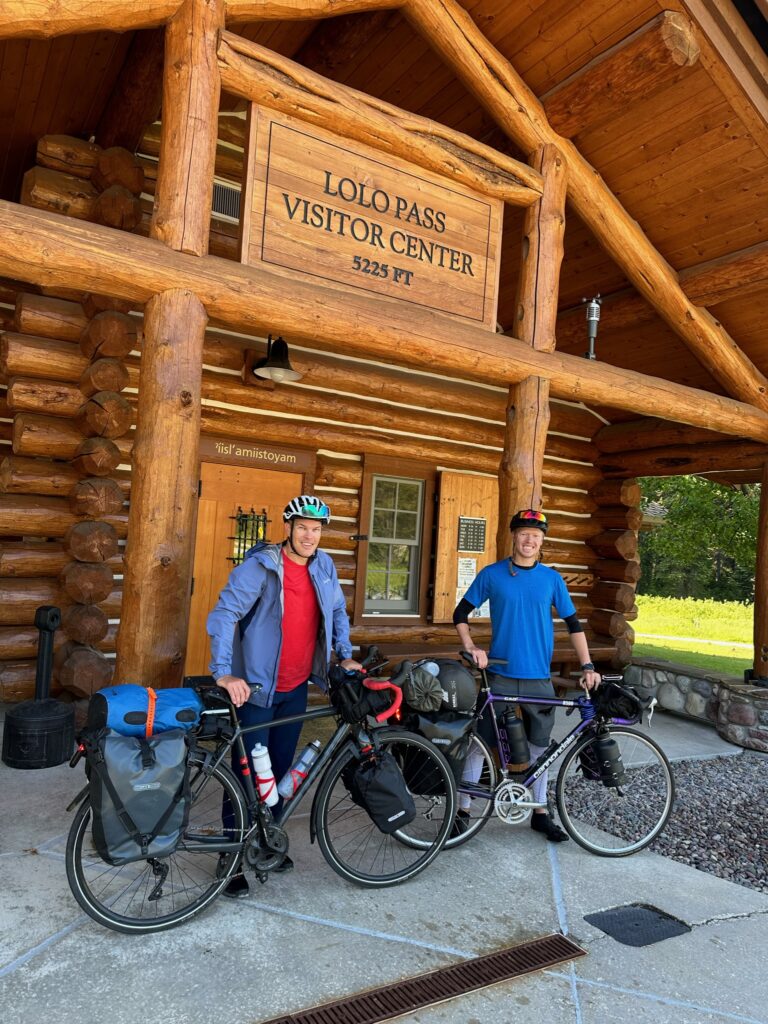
83;728;192;866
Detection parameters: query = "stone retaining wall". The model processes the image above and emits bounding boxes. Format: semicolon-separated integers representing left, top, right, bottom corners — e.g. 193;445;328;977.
625;659;768;753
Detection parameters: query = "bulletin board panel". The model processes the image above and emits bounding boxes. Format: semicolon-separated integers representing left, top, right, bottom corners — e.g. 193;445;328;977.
432;472;499;623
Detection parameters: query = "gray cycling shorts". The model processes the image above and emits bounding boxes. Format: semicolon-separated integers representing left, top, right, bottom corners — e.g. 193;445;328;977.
479;675;556;749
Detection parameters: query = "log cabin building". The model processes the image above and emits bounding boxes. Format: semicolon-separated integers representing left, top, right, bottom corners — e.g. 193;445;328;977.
0;0;767;710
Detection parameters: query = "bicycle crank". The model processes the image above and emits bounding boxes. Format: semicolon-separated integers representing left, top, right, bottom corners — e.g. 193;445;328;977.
494;780;535;824
244;824;289;874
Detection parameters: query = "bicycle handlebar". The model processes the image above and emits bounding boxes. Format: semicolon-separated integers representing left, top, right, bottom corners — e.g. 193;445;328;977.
362;677;403;723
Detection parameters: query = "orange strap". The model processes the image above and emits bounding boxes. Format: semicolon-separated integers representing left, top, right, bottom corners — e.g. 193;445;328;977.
145;687;157;738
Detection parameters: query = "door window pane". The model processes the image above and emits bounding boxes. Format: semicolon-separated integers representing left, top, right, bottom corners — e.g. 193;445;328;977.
365;476;423;613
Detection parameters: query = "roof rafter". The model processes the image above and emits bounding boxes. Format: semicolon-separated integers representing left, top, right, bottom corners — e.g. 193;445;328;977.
404;0;768;412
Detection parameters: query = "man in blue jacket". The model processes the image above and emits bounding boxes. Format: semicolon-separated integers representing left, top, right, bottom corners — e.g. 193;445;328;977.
207;494;361;891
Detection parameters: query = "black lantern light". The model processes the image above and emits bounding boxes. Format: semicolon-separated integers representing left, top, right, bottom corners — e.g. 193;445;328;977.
252;335;302;382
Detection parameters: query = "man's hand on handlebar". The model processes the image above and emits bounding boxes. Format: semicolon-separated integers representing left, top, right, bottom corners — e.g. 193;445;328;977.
340;657;364;672
580;668;601;692
215;674;252;707
463;645;489;670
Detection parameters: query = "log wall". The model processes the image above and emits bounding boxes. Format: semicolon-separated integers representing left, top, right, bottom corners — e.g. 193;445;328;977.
0;132;638;699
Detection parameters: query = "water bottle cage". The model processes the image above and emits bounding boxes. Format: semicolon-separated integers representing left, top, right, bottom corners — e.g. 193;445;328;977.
256;774;276;802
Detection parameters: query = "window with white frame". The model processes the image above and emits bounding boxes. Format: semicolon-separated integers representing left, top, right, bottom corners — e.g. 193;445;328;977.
364;476;424;613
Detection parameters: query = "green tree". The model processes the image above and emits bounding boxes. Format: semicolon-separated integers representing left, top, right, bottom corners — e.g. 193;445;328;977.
638;476;759;602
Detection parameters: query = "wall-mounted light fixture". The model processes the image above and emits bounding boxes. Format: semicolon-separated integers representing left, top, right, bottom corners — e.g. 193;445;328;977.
252;335;302;383
583;295;601;360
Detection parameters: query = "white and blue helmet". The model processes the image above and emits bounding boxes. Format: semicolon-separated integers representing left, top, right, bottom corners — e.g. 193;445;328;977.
283;495;331;524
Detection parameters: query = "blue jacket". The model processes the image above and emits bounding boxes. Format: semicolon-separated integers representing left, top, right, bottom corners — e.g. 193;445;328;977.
206;542;353;708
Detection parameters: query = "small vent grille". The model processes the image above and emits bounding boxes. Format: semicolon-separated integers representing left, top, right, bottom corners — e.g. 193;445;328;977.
212;181;241;220
258;933;586;1024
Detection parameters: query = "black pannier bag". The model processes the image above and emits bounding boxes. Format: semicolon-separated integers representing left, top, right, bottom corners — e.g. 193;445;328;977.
402;712;474;792
342;750;416;834
83;728;192;866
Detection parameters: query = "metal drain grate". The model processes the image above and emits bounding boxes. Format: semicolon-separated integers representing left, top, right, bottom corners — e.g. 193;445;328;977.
258;933;586;1024
584;903;692;947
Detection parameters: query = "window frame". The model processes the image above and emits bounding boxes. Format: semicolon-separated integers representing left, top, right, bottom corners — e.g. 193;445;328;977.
353;456;436;626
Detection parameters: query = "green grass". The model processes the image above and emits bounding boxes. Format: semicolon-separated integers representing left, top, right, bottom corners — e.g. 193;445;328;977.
633;595;752;677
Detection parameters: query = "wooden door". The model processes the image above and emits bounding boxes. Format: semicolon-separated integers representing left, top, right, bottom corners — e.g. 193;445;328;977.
185;463;303;675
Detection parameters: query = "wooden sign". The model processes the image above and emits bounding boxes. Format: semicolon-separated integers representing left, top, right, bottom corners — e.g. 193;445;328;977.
199;436;314;473
241;106;503;329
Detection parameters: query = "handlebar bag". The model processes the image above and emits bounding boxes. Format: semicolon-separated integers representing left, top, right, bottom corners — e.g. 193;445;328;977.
591;681;644;723
342;750;416;834
82;727;192;865
328;667;390;723
86;684;203;737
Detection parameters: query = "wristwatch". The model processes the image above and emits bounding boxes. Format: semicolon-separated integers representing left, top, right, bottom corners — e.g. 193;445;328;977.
581;662;595;671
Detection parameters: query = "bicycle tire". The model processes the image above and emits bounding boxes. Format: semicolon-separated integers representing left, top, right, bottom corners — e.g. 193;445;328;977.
397;733;497;851
65;754;248;934
555;726;675;857
314;729;456;887
445;733;498;849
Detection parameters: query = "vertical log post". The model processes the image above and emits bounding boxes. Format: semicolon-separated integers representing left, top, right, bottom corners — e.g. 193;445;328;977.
150;0;223;256
497;145;566;559
753;461;768;683
116;290;206;685
115;0;221;685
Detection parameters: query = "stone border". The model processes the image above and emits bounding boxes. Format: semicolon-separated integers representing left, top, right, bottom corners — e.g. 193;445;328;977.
625;658;768;753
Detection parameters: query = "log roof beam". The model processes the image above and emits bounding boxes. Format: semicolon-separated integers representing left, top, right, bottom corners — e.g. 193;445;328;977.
4;201;768;445
403;0;768;412
0;0;404;38
217;31;543;206
540;11;701;139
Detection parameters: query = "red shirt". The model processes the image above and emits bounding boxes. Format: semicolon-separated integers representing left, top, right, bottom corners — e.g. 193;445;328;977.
276;550;321;692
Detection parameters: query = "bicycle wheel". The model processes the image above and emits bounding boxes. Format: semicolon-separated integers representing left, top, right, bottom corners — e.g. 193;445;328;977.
556;726;675;857
444;733;498;849
65;755;248;934
314;729;456;886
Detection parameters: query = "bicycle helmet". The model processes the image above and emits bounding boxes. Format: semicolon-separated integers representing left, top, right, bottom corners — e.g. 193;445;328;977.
434;659;478;712
509;508;548;534
283;495;331;524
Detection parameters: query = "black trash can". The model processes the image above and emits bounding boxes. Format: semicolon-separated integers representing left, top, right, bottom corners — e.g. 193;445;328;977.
2;606;75;769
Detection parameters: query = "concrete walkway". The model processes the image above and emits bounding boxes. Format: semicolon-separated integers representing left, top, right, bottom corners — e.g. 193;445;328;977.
2;705;767;1024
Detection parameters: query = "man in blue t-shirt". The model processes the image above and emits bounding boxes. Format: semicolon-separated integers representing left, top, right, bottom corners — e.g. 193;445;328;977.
454;508;600;842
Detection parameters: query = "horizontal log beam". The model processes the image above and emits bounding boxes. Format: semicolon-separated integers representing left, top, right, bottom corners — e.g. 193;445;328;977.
406;0;768;410
594;417;739;454
599;441;768;478
541;12;699;138
4;204;768;444
218;31;543;207
0;1;402;38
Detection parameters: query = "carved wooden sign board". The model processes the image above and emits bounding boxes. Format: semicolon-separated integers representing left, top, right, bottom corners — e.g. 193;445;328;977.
241;105;503;330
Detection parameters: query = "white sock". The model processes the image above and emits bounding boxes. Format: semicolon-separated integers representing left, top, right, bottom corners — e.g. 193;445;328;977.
528;743;549;809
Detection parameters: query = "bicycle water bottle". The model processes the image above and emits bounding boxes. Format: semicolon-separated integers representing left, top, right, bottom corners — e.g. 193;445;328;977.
251;743;278;806
277;739;322;799
594;733;626;789
502;711;530;764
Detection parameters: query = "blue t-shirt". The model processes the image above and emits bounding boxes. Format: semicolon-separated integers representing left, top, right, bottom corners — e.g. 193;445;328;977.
462;560;576;679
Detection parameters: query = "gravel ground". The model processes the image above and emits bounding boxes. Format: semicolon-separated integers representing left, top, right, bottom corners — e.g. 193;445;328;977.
648;752;768;893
